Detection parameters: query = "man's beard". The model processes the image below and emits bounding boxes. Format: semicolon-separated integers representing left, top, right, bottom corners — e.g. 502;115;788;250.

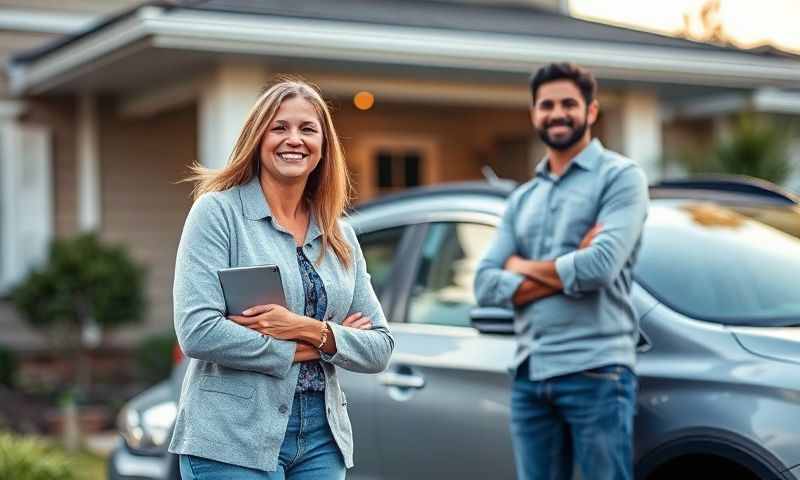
536;117;588;152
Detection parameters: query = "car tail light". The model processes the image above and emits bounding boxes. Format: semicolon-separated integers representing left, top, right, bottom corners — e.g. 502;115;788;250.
172;343;184;366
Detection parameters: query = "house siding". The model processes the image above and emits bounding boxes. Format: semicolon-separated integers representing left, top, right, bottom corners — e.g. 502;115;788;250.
98;103;196;344
336;101;534;199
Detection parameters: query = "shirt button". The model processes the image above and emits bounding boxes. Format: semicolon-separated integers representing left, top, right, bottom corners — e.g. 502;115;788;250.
279;405;288;414
327;407;332;415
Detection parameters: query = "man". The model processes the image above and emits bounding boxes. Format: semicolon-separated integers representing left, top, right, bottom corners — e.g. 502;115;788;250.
474;63;649;480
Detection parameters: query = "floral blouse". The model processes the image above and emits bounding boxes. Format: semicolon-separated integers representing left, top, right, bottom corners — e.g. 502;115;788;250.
295;246;327;392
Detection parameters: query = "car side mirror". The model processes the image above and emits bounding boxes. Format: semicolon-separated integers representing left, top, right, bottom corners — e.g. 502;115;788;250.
470;307;514;334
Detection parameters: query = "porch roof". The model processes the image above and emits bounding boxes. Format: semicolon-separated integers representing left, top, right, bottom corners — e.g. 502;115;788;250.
8;0;800;96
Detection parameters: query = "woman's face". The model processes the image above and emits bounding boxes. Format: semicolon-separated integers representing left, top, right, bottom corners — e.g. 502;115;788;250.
260;96;324;184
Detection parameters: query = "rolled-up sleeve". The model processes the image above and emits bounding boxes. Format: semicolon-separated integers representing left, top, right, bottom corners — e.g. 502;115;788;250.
320;225;394;374
555;165;648;295
474;196;525;308
554;252;580;297
173;194;296;378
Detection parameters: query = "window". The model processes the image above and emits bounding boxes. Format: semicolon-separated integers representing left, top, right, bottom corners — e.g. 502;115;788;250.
374;149;422;194
634;202;800;327
407;222;496;327
354;136;438;201
0;123;52;293
357;226;407;296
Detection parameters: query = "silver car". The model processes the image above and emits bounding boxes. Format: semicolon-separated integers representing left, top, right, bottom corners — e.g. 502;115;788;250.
110;178;800;480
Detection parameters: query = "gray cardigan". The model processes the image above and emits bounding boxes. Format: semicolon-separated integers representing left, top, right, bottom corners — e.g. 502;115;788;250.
168;177;394;471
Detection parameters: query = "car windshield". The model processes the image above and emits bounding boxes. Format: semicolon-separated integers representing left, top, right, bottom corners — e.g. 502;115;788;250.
634;201;800;327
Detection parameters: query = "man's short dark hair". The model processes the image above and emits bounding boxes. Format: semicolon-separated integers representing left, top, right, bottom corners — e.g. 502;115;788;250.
529;63;597;106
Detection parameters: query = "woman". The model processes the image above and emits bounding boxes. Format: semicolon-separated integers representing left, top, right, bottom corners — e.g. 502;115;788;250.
168;79;395;479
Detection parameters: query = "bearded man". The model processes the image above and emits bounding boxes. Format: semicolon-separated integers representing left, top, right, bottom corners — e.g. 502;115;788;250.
474;62;649;480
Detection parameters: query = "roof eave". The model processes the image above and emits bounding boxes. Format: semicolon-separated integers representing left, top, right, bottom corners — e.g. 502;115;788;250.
10;7;800;96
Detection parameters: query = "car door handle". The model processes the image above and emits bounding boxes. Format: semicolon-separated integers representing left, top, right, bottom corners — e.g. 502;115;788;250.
379;372;426;389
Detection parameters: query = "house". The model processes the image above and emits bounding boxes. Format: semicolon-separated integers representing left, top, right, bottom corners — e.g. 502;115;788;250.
2;0;800;349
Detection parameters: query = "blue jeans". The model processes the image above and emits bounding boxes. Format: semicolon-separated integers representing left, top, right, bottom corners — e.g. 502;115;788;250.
510;361;636;480
179;391;345;480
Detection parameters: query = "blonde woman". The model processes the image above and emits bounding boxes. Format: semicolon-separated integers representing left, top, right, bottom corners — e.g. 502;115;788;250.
168;80;394;479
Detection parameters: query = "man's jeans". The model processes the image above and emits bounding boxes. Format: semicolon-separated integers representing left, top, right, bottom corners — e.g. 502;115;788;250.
179;391;345;480
511;361;637;480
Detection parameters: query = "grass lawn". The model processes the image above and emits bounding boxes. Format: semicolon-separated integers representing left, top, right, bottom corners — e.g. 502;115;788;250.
0;431;108;480
66;448;107;480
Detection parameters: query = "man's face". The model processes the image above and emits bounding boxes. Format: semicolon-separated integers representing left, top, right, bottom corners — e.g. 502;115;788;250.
531;79;598;152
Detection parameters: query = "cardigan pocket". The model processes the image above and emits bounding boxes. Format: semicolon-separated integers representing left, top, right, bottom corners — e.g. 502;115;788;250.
196;375;258;428
199;375;255;399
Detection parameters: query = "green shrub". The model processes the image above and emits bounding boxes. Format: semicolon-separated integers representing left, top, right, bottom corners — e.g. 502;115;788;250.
678;112;793;185
0;431;75;480
0;346;16;388
10;233;147;394
11;233;146;332
135;330;177;383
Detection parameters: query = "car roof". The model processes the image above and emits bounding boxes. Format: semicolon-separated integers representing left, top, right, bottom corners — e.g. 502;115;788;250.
352;176;799;213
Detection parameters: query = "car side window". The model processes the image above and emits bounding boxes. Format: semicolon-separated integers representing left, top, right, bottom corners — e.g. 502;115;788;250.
357;226;406;297
407;222;496;327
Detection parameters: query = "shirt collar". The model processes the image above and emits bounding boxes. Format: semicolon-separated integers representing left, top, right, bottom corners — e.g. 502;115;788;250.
239;176;323;244
240;175;271;220
536;138;604;178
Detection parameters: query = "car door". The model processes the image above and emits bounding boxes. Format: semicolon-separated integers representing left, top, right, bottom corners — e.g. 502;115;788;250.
339;224;415;480
376;220;517;480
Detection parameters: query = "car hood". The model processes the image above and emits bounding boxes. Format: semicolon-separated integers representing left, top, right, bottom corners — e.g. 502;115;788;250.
729;326;800;365
126;379;175;412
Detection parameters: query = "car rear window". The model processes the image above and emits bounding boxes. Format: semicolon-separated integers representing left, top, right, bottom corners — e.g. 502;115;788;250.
634;201;800;327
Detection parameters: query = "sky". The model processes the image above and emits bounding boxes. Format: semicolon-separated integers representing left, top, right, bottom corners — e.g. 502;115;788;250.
570;0;800;53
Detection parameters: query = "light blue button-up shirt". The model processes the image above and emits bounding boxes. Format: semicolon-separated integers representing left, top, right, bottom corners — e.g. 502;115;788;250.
474;139;649;381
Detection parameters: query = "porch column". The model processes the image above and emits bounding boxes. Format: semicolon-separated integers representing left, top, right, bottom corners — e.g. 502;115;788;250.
198;64;269;170
77;93;101;231
619;91;662;183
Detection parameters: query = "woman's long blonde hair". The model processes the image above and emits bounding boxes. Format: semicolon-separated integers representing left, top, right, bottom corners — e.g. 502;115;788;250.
186;79;352;268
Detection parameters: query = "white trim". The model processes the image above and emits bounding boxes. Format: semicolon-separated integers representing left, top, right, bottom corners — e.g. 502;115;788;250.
0;7;97;34
664;88;800;119
753;88;800;114
8;6;162;95
77;94;101;231
10;7;800;95
662;94;749;120
149;11;800;85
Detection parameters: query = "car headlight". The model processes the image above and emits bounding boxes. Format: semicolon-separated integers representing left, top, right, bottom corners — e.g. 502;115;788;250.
118;400;177;455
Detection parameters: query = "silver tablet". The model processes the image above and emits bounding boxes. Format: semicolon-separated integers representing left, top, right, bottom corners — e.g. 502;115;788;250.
217;264;287;315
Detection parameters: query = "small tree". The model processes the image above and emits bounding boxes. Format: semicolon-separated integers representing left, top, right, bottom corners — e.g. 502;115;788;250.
677;113;793;185
10;233;146;393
